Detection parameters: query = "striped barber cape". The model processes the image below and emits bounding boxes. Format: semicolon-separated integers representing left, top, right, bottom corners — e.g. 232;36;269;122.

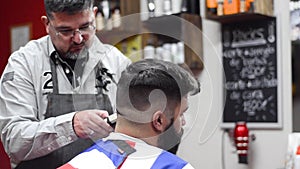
57;133;195;169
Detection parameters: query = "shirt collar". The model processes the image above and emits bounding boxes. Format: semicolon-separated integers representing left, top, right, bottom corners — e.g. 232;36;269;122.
47;36;56;58
104;132;148;145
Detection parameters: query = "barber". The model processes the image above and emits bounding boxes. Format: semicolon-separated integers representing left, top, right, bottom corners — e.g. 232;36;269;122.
0;0;131;168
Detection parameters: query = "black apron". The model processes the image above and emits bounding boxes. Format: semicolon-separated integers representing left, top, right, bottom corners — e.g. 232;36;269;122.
16;56;114;169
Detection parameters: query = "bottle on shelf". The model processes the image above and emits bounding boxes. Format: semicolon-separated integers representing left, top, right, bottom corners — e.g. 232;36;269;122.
176;41;185;64
155;47;164;60
217;0;224;16
101;0;110;20
106;15;113;31
112;8;121;28
100;0;113;30
207;0;218;15
223;0;240;15
143;41;185;64
172;0;182;14
144;45;155;59
147;0;156;18
240;0;246;13
162;43;172;62
171;43;178;63
247;0;255;13
96;11;104;31
154;0;164;17
144;39;156;59
163;0;173;15
181;0;188;13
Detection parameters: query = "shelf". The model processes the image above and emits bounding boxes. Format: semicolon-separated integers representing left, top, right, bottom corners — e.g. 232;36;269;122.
207;13;275;24
95;0;204;76
142;13;183;40
292;40;300;46
96;28;141;45
142;13;203;72
143;13;202;39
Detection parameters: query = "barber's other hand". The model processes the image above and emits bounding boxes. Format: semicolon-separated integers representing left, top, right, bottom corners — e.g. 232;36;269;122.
73;110;114;139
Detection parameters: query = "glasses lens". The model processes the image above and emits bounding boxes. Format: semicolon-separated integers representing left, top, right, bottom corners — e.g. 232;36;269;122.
59;30;74;37
51;22;95;38
79;25;95;35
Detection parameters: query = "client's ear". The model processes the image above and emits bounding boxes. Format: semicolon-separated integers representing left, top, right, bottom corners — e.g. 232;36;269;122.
152;111;167;132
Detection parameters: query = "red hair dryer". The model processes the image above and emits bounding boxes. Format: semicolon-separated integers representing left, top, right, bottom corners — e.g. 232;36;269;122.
234;121;249;164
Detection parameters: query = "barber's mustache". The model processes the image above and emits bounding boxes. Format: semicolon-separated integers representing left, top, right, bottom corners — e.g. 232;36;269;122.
72;39;86;46
72;42;85;47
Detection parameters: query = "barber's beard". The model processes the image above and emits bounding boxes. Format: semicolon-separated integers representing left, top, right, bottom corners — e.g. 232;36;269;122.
65;45;89;60
157;122;184;154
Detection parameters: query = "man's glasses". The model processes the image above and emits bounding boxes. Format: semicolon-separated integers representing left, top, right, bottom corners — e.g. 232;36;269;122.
49;21;96;38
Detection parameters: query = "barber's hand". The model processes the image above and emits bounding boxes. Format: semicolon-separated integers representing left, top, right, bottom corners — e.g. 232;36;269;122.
73;110;114;139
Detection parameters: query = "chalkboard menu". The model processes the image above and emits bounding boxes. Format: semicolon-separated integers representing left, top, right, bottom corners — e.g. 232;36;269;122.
222;17;281;128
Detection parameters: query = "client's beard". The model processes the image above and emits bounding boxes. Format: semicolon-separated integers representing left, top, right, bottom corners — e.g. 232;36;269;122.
65;46;88;60
157;121;184;155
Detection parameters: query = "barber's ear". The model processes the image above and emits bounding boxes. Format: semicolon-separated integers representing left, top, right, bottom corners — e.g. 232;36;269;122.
93;6;98;16
152;111;167;132
41;16;50;34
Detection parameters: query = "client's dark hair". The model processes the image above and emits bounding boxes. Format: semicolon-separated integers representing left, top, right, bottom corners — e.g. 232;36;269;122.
116;59;200;123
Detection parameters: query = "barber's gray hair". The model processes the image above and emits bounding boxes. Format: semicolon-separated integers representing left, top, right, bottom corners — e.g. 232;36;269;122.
44;0;94;20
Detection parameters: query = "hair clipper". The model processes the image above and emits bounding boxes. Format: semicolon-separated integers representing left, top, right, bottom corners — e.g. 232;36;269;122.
104;113;117;129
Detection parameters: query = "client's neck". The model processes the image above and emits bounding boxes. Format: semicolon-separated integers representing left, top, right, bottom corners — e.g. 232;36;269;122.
115;116;159;147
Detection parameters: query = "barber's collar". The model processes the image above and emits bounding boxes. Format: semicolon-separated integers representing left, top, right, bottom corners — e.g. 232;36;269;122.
47;35;110;76
47;36;56;56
